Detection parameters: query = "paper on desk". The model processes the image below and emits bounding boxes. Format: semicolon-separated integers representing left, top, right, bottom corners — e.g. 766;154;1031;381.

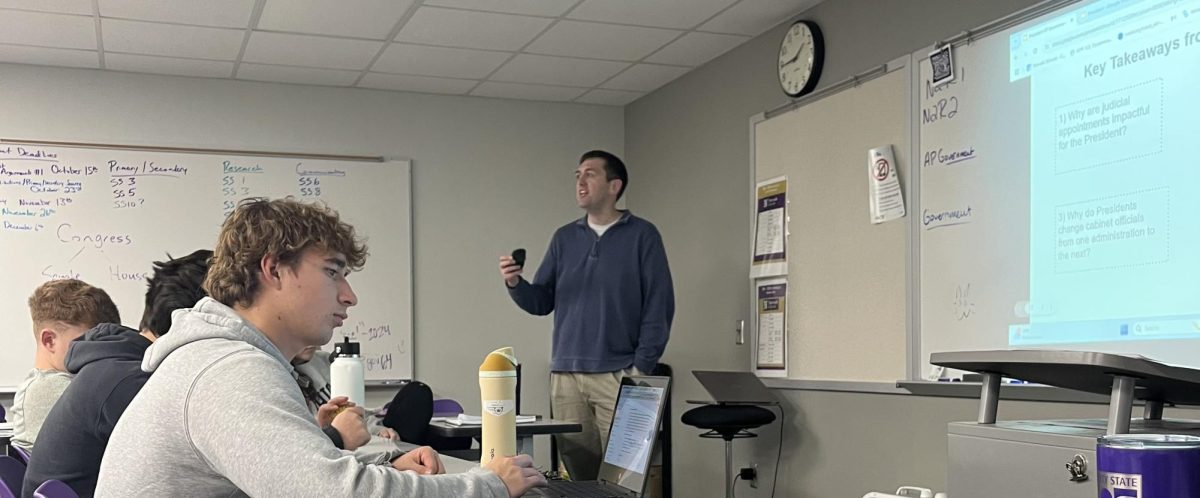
442;414;537;426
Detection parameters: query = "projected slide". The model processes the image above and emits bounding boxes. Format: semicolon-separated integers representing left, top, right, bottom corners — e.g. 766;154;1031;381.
1014;0;1200;346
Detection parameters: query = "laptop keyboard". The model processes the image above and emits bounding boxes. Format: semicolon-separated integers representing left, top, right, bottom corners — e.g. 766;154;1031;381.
538;480;628;498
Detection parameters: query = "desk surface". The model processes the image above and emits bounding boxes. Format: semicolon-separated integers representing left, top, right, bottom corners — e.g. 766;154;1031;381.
358;436;476;472
427;418;582;438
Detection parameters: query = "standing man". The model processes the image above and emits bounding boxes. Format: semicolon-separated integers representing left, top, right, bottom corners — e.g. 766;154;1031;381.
499;150;674;481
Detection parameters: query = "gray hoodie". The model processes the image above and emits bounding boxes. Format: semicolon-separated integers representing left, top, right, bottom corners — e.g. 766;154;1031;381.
95;297;508;498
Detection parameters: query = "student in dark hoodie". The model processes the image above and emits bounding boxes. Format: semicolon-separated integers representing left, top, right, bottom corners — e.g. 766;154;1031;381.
22;249;212;498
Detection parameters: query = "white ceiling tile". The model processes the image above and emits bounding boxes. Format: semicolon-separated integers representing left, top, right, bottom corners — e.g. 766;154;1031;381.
422;0;576;17
471;81;585;102
243;31;383;70
575;89;643;106
0;43;97;68
0;0;92;15
105;53;234;77
491;54;627;87
645;31;748;66
372;44;509;79
698;0;821;35
237;63;360;86
567;0;737;29
358;73;477;94
525;21;679;61
102;19;244;60
600;63;689;92
394;7;551;51
0;10;96;49
258;0;415;40
98;0;256;28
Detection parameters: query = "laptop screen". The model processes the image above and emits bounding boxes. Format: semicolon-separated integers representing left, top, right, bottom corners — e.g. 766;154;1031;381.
597;376;670;494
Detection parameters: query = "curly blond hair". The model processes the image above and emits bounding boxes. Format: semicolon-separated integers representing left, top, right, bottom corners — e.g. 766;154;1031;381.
28;279;121;332
203;197;367;308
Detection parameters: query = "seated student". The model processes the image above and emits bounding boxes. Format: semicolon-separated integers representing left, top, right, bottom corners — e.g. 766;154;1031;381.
12;279;120;451
293;345;400;450
22;250;212;498
96;198;545;498
294;345;406;465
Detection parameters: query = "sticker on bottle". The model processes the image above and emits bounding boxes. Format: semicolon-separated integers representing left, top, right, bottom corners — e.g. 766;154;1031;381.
483;399;515;417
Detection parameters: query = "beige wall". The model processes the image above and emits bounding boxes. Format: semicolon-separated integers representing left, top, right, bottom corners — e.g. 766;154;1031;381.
0;63;622;465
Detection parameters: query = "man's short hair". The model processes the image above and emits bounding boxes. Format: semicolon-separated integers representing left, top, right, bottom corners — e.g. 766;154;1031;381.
139;249;213;336
28;279;121;330
579;150;628;200
203;197;368;308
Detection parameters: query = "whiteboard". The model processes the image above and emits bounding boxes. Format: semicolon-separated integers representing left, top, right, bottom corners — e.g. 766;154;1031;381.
751;62;911;382
0;142;412;388
915;33;1032;377
914;0;1200;377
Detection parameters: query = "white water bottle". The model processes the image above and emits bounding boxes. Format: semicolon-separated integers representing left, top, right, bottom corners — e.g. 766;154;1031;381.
330;337;365;407
479;347;518;466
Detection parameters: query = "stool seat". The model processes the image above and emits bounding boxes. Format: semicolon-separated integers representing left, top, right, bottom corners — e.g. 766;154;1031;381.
682;404;775;440
681;404;777;498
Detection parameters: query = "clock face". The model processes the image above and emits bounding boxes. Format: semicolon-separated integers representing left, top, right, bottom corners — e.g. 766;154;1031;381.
778;21;823;97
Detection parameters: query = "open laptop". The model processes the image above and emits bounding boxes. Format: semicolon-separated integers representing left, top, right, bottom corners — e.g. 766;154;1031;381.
527;375;671;498
687;370;779;405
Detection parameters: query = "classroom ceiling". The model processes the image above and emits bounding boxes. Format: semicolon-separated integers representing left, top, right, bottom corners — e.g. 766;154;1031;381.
0;0;822;106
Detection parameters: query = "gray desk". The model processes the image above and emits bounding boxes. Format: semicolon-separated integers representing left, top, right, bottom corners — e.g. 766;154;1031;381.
931;350;1200;498
426;418;582;459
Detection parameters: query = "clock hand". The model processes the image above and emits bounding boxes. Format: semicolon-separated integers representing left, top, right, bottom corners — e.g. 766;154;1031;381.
781;51;801;67
781;57;805;70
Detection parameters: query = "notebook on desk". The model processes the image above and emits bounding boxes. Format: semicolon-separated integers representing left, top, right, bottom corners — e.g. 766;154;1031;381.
526;375;671;498
687;370;778;405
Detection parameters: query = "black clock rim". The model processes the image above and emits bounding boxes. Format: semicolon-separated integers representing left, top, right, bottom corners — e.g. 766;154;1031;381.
779;20;825;98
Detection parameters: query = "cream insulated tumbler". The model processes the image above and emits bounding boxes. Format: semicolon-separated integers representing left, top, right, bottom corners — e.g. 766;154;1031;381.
479;346;518;466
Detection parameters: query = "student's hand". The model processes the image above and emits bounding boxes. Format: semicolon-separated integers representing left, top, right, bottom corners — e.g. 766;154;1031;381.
485;454;546;498
331;406;370;450
377;428;398;441
392;446;445;475
316;396;354;427
498;255;522;288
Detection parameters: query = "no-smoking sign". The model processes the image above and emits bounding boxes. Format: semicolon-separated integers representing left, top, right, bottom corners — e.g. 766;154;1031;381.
873;157;890;181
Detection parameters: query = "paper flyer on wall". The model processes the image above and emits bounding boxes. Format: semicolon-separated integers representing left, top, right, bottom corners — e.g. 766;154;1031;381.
754;277;787;377
751;176;787;278
868;145;905;224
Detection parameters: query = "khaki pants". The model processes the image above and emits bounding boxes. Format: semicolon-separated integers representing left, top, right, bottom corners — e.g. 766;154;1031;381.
550;370;625;481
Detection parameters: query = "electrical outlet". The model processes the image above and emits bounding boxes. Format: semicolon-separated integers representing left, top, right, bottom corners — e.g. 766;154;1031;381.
739;464;760;489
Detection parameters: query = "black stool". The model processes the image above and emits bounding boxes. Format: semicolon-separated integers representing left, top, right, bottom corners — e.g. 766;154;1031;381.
681;404;775;498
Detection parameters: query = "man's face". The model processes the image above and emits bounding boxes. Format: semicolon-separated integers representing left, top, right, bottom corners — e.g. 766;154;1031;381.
276;248;358;349
43;322;91;372
575;158;619;211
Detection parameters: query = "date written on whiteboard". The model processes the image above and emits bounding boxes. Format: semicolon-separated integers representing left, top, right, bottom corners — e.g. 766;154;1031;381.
921;96;959;125
342;321;393;342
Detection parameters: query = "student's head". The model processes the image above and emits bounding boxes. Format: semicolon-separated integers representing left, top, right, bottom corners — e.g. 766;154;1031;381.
204;197;366;348
28;279;120;371
139;249;213;338
576;150;627;210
